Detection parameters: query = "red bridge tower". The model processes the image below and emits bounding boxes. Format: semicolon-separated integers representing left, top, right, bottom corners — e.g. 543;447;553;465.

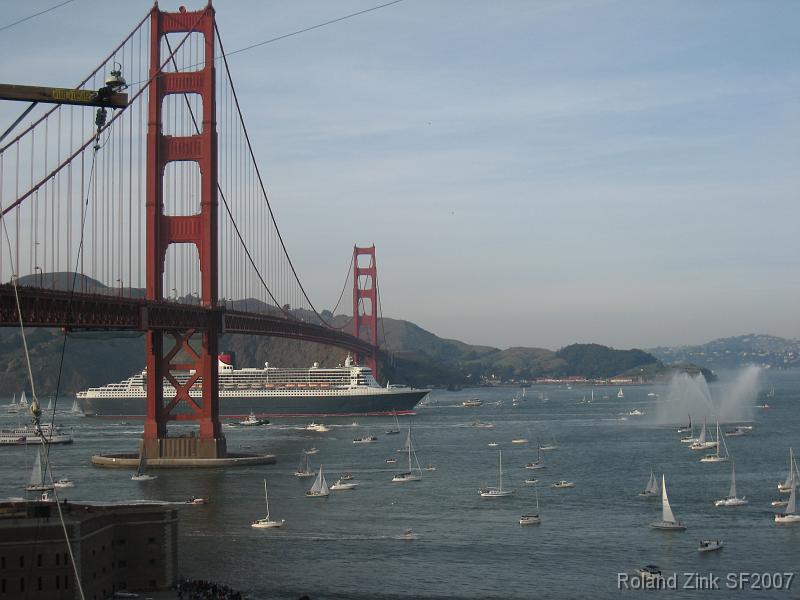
353;246;379;378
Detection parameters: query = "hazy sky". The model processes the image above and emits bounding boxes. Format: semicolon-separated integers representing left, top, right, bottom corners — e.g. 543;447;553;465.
2;0;798;350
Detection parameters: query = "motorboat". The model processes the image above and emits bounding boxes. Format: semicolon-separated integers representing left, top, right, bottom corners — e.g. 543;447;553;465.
772;499;789;508
340;472;354;481
239;412;268;426
524;477;539;485
252;479;284;528
469;420;494;429
698;540;723;553
519;514;541;526
305;422;330;433
479;450;514;497
187;496;209;505
635;565;664;583
551;480;575;489
353;435;378;444
650;474;686;530
462;399;482;407
385;458;398;464
487;442;499;448
628;409;644;417
303;447;318;455
53;478;74;489
511;437;529;444
330;478;359;491
395;529;419;540
423;464;437;471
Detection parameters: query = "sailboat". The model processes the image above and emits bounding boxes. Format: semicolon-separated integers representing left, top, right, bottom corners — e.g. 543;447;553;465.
392;423;422;482
677;414;692;433
525;442;545;470
680;421;699;444
131;453;157;481
252;479;284;528
70;399;82;415
775;459;800;524
689;420;717;451
46;397;53;411
25;449;54;492
638;469;660;498
714;462;748;506
700;422;729;463
294;452;315;478
306;465;330;497
479;450;514;497
617;387;624;398
519;484;541;525
778;448;795;493
385;410;401;435
650;474;686;530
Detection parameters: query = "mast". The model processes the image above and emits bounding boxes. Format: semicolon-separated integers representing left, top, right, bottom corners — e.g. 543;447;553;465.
264;479;270;520
729;463;737;499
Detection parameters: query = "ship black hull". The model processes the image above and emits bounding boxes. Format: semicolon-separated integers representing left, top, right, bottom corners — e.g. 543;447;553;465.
81;390;429;418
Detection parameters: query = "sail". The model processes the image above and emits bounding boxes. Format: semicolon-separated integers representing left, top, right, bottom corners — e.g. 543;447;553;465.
787;481;796;515
136;453;146;477
785;448;794;487
729;463;737;498
646;471;658;494
310;466;324;494
264;479;270;519
20;391;28;407
319;472;330;495
11;393;16;406
698;422;707;444
499;450;504;491
661;474;676;523
29;451;43;487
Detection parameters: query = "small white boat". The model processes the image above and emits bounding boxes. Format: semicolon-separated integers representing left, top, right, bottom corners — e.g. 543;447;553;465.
306;466;330;497
617;388;624;398
423;464;436;471
647;392;658;397
353;435;378;444
252;479;284;528
714;462;748;507
131;453;157;481
698;540;723;553
469;420;495;429
187;496;208;505
638;469;660;498
462;399;482;407
511;437;529;444
303;447;318;455
487;442;499;448
772;499;789;508
551;480;575;489
330;478;359;491
53;478;74;489
395;529;419;540
385;458;398;464
628;409;644;417
479;450;514;497
294;452;315;478
305;422;330;433
524;477;538;485
636;565;664;582
340;472;354;481
650;474;686;530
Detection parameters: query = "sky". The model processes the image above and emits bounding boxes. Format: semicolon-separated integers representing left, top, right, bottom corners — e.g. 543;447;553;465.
1;0;799;350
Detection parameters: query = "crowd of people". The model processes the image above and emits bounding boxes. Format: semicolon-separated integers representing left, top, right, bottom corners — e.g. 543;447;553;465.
176;578;244;600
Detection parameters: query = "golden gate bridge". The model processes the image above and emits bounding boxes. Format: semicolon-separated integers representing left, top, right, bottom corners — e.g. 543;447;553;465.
0;3;383;461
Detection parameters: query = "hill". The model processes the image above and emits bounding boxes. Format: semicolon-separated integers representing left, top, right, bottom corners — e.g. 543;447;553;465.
648;334;800;370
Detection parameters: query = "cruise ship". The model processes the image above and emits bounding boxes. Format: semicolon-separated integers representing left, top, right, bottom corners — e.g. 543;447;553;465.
77;355;429;417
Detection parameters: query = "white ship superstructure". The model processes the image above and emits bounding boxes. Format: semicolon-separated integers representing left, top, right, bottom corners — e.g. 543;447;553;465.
77;355;428;417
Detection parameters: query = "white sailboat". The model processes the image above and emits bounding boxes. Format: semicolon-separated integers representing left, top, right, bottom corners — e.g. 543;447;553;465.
715;462;748;507
677;414;692;433
519;484;541;525
778;448;795;493
617;387;624;398
131;453;157;481
700;422;729;463
775;459;800;524
306;465;330;497
689;420;717;451
479;450;514;497
650;474;686;530
392;423;422;482
70;399;82;415
385;411;401;435
25;450;54;492
252;479;284;528
45;397;53;411
294;452;315;477
638;469;660;498
525;442;546;470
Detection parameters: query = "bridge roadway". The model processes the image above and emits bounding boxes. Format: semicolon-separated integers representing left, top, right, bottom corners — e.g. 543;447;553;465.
0;284;373;356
